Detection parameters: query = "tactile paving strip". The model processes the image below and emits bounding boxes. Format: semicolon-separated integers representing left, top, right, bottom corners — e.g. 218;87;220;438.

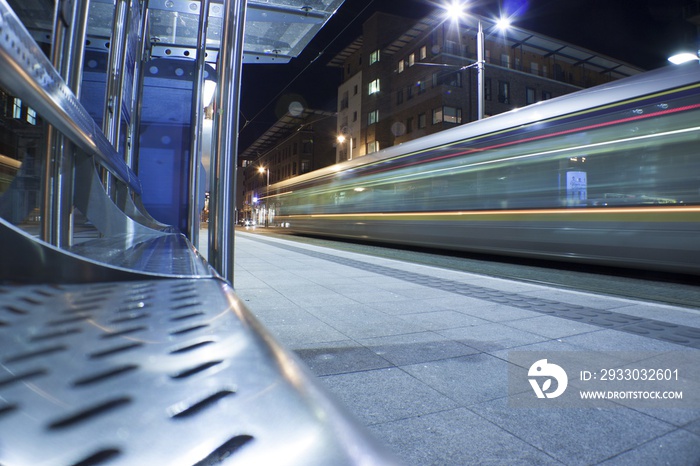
250;236;700;349
0;279;395;466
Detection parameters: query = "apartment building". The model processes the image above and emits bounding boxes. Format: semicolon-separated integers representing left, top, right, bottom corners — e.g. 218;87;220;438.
329;10;644;161
238;108;336;222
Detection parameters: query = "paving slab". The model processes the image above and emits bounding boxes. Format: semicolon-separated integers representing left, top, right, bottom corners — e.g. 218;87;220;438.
232;230;700;466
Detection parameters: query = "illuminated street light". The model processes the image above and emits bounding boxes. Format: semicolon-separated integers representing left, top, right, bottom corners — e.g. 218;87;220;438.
495;17;511;31
337;134;353;161
444;0;466;18
443;1;511;120
258;166;269;226
668;52;699;65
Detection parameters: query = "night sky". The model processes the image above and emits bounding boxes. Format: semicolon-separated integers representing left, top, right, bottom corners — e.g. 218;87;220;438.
238;0;695;150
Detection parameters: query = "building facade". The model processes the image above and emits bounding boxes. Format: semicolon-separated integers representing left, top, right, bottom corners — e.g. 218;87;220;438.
238;109;336;223
329;10;644;161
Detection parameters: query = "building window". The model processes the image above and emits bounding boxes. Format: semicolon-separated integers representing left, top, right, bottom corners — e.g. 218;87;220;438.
542;90;552;100
407;85;413;100
418;113;426;129
301;160;311;173
444;106;462;124
303;139;313;153
444;40;459;55
398;60;405;73
353;111;358;122
433;106;461;125
396;89;403;105
500;53;510;68
406;117;413;133
368;109;379;125
354;84;358;95
26;107;36;125
417;80;426;94
408;53;415;67
434;71;462;87
340;91;349;110
432;107;443;124
369;49;380;65
498;80;510;104
12;98;22;119
526;87;536;105
485;78;492;101
530;62;539;75
368;79;380;95
420;45;427;60
367;141;380;154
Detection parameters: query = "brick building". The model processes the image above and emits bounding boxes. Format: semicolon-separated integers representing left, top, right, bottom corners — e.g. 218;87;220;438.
329;10;644;161
238;108;336;223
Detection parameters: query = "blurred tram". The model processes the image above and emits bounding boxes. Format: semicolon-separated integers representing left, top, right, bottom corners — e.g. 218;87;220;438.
268;63;700;275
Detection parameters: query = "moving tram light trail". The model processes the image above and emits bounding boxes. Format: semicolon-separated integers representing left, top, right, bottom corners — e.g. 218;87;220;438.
266;63;700;276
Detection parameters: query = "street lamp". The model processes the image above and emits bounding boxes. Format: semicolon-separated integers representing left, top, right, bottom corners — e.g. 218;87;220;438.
337;134;353;161
668;52;699;65
258;166;269;226
443;1;511;120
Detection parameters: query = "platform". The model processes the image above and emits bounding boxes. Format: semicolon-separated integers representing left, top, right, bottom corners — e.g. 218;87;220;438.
232;229;700;466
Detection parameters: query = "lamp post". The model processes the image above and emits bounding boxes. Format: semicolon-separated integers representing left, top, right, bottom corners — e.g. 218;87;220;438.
476;20;485;120
258;166;269;226
337;134;353;161
444;1;511;120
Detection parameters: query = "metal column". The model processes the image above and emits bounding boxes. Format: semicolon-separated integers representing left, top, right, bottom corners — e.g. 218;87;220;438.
186;0;212;245
208;0;246;282
477;21;484;121
101;0;130;197
41;0;91;247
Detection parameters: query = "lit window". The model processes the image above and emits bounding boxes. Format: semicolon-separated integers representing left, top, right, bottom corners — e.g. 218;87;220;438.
432;108;443;124
12;98;22;119
498;81;511;104
526;87;536;105
367;141;380;154
398;60;405;73
444;106;462;124
420;45;427;60
26;107;36;125
408;53;415;67
369;49;380;65
368;79;380;95
418;113;426;129
368;109;379;125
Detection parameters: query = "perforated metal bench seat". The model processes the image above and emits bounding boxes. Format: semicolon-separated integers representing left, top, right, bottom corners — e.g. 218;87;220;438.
0;277;396;465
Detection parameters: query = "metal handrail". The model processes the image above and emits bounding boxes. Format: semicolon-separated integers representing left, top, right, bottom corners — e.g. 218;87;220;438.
0;0;142;194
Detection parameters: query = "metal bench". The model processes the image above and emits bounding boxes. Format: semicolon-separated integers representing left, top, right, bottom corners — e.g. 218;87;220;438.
0;0;397;462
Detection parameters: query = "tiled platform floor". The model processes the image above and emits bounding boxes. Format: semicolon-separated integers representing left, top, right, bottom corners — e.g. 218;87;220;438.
231;230;700;466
